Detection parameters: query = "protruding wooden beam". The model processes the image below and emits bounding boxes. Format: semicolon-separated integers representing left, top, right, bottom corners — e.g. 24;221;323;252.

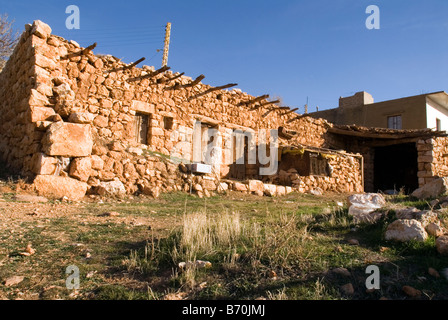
282;107;299;115
261;108;275;118
82;42;97;54
250;99;281;110
158;72;185;85
240;94;269;106
286;113;311;124
181;74;205;88
127;66;171;82
107;57;146;73
62;42;97;59
188;83;238;101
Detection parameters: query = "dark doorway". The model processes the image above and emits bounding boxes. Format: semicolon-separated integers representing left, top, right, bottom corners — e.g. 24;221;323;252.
135;113;149;145
374;143;418;193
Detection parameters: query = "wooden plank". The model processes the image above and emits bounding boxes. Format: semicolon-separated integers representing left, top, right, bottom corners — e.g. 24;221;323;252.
327;127;442;139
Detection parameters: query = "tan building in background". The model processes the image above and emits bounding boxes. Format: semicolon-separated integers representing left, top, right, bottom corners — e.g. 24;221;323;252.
310;91;448;131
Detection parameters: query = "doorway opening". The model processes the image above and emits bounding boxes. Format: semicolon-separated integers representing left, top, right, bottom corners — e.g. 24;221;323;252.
374;143;418;193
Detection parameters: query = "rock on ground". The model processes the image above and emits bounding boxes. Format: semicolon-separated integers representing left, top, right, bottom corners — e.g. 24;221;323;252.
347;193;386;224
385;219;428;242
411;177;448;200
33;175;88;201
436;236;448;255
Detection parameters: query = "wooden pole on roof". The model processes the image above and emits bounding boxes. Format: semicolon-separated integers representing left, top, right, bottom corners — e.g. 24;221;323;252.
162;22;172;67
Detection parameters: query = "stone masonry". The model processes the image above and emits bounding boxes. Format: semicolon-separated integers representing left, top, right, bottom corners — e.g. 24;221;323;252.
0;20;365;200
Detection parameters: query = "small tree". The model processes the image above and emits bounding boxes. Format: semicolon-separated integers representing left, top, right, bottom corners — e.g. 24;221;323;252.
0;14;19;72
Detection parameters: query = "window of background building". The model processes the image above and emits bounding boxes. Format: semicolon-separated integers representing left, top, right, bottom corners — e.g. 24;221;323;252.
387;115;402;129
436;118;441;131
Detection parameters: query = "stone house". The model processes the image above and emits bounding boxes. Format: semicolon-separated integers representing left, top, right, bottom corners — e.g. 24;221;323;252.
0;21;445;200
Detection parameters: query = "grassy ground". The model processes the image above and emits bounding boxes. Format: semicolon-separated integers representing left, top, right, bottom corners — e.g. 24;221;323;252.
0;180;447;300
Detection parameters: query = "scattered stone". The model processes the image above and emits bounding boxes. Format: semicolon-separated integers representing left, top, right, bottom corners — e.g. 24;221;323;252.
411;177;448;200
426;223;445;237
268;270;278;280
428;267;440;278
96;179;126;197
34;175;88;201
14;194;48;203
348;239;359;246
332;267;351;277
385;219;428;242
340;283;354;295
436;235;448;255
163;292;188;300
347;193;386;224
19;244;36;256
309;187;323;196
100;211;120;217
402;285;421;298
4;276;25;287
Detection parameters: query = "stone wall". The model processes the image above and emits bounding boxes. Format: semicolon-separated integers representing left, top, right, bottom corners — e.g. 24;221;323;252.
0;20;365;199
418;137;448;187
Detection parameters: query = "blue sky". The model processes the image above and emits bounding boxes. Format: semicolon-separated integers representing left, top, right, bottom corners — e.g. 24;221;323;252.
1;0;448;112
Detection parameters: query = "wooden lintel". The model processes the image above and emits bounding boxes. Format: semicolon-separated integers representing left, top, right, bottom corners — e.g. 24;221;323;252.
127;66;171;82
328;127;444;140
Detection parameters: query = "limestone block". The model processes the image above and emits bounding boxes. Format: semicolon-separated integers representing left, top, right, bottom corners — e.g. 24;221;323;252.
96;178;126;197
31;20;52;39
30;106;56;122
436;236;448;255
93;115;109;128
33;175;88;201
247;180;264;194
263;184;277;196
68;112;95;124
90;155;104;170
42;122;93;157
29;89;49;106
131;100;155;114
411;177;448;199
385;219;428;242
69;157;92;182
32;152;58;175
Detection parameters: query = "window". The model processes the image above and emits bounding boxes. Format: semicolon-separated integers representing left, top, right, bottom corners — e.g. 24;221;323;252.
436;118;441;131
163;116;174;130
134;112;149;145
387;115;402;129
